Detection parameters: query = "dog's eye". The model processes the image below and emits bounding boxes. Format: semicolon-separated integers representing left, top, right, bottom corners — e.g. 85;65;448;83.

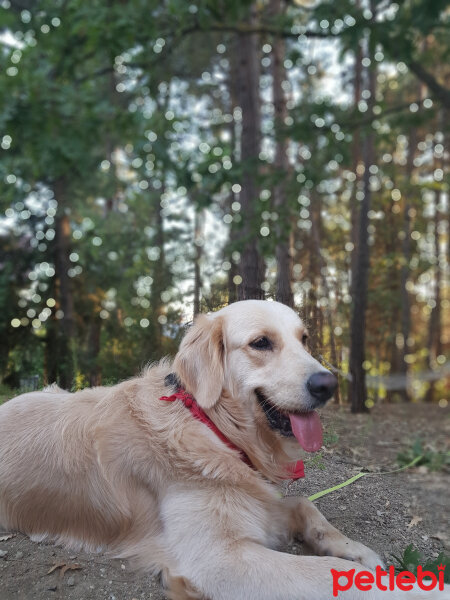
302;334;309;345
249;336;272;350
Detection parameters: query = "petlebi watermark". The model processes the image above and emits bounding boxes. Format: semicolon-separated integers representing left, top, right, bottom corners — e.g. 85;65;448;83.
331;564;446;597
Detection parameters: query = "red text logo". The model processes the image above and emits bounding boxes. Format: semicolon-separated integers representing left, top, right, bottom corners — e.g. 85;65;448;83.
331;564;446;597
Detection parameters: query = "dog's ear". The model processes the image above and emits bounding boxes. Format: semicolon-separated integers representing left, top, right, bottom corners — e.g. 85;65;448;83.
173;314;224;409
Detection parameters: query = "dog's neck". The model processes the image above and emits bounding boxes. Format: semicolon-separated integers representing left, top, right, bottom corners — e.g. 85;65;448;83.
160;374;253;469
163;373;304;482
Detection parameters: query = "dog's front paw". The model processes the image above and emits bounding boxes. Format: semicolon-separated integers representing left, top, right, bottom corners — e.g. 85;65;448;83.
320;537;384;570
340;540;384;570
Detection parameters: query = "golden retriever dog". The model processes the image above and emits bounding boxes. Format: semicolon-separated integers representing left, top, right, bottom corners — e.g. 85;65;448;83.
0;301;446;599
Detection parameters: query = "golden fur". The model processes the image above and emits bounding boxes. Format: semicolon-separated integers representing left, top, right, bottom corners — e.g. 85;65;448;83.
0;301;445;600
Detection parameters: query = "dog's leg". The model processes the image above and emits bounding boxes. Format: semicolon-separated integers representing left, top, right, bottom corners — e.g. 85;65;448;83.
161;490;448;600
165;539;446;600
285;496;383;570
163;571;205;600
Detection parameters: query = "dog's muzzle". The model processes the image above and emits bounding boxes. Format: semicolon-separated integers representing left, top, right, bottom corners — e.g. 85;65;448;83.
255;389;294;437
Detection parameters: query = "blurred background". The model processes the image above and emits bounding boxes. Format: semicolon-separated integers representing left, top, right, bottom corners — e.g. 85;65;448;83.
0;0;449;411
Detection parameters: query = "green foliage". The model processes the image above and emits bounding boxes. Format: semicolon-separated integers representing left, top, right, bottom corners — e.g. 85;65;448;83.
0;0;448;392
322;425;339;447
0;382;16;405
305;451;326;471
392;544;450;584
397;439;450;472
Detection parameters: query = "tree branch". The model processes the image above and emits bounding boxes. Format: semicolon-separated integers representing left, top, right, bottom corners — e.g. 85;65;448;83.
407;60;450;109
178;22;334;39
342;98;429;130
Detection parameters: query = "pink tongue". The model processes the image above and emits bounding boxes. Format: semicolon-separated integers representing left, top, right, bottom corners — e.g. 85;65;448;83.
289;411;323;452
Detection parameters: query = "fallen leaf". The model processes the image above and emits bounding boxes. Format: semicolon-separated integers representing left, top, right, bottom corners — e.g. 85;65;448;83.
0;533;14;542
47;562;82;578
47;562;66;575
407;516;423;528
431;532;450;543
350;448;363;457
60;564;81;578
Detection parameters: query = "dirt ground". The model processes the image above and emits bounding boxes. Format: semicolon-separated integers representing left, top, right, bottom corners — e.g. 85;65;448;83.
0;402;448;600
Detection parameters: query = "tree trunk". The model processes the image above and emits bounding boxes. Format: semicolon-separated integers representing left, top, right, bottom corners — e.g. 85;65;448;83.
227;50;240;305
349;17;376;413
271;0;294;307
425;108;445;402
425;187;442;402
234;4;265;301
306;180;321;353
54;178;75;389
399;127;416;401
149;180;167;359
350;7;363;297
193;210;203;316
88;318;102;386
227;189;240;304
44;315;59;386
349;136;373;412
310;192;341;405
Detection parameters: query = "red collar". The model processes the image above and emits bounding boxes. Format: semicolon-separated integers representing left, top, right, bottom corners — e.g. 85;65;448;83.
159;387;304;479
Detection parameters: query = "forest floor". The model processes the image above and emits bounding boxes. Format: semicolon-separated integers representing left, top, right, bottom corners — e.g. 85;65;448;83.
0;402;449;600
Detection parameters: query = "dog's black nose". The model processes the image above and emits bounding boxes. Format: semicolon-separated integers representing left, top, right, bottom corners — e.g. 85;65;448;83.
307;372;338;402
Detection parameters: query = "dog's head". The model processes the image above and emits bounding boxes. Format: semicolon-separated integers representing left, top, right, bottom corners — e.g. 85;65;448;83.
173;300;337;460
